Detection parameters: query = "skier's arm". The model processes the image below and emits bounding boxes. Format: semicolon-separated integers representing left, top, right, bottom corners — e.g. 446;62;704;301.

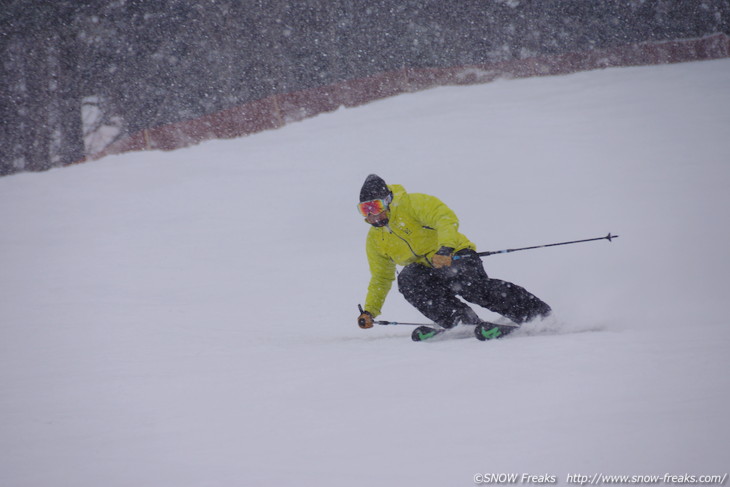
363;237;396;318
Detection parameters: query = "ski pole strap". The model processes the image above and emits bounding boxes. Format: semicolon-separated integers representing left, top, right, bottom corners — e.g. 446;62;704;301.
452;232;619;260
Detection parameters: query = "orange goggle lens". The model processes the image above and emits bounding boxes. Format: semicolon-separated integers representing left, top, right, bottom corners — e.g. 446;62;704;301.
357;198;387;217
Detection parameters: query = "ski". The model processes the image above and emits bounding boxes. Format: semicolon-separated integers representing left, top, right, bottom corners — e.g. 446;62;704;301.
365;309;521;342
410;321;520;342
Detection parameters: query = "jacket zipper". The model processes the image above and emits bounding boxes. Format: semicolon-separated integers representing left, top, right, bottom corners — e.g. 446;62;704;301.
385;224;430;263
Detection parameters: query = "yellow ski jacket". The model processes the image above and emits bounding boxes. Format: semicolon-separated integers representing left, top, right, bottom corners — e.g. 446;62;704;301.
363;184;476;317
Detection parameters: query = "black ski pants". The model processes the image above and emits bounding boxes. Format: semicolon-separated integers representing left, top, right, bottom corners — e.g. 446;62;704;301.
397;249;551;327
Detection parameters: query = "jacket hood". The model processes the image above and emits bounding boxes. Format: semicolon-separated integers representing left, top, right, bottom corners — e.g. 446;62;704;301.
387;184;406;203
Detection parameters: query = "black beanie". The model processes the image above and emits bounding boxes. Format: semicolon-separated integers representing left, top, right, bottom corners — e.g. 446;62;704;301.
359;174;390;202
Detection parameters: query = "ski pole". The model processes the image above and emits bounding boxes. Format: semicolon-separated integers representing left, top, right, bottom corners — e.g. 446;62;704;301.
453;232;619;260
359;304;444;327
373;319;519;328
376;320;444;327
358;306;519;328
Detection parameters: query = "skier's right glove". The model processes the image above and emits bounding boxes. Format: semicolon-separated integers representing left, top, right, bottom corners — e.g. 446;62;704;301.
358;310;374;329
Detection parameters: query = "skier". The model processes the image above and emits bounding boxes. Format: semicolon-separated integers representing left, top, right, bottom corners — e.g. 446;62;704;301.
355;174;551;340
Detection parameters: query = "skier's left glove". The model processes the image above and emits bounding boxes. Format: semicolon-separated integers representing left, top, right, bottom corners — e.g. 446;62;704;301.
432;246;454;268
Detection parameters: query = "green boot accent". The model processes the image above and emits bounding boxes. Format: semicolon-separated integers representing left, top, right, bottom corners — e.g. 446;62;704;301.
475;324;503;341
411;326;443;342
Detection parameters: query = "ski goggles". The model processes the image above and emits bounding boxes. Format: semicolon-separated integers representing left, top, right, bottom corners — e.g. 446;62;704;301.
357;195;391;217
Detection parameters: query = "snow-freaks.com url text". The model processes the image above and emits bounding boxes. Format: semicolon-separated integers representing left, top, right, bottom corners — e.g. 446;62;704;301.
565;474;728;486
473;473;728;486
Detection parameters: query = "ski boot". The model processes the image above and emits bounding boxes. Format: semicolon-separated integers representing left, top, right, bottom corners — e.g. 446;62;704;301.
411;326;444;342
474;321;515;341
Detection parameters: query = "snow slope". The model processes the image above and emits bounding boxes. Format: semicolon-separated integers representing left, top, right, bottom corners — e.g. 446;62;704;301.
1;59;729;487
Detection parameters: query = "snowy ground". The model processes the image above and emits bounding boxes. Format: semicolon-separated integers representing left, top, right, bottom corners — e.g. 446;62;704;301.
1;59;729;487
